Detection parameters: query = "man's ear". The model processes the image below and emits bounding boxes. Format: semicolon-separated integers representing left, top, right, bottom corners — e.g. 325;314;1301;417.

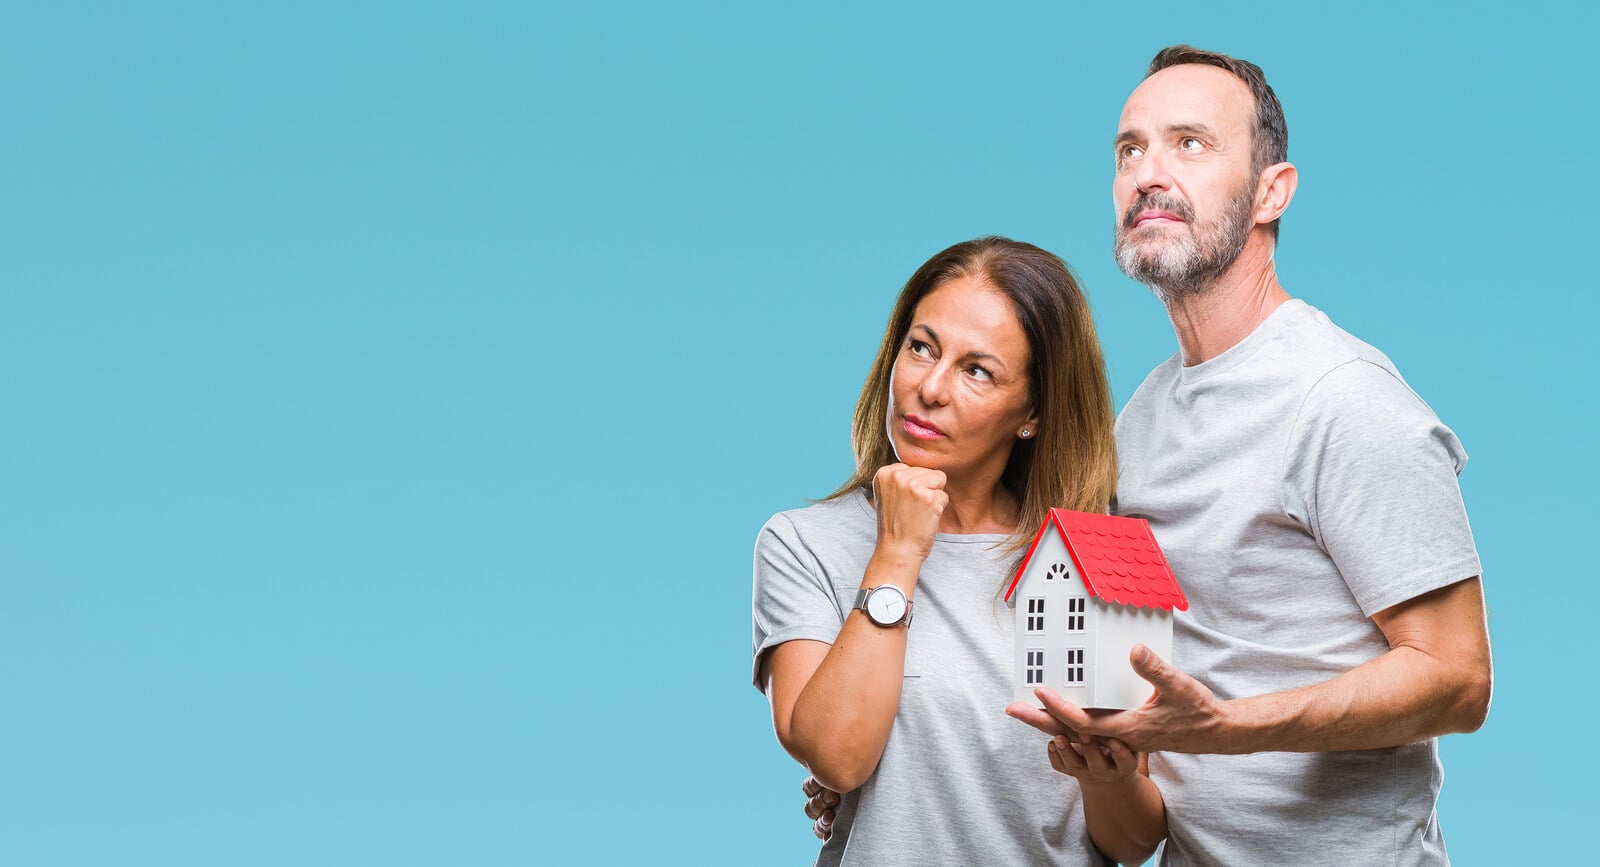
1254;161;1298;226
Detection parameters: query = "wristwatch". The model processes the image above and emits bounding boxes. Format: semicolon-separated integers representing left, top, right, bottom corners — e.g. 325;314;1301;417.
853;585;913;627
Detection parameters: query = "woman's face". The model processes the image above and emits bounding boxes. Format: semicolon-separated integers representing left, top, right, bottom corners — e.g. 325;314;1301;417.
887;274;1038;486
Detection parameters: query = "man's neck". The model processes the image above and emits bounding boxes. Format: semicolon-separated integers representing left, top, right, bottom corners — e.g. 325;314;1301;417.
1158;235;1291;366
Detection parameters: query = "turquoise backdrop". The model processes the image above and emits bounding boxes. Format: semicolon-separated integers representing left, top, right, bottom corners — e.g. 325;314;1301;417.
5;1;1591;864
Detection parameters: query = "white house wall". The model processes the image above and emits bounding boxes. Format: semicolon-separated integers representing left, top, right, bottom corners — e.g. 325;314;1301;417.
1011;532;1096;706
1089;602;1173;710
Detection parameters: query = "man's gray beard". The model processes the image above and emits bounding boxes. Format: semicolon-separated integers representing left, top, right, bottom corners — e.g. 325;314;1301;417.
1114;185;1255;303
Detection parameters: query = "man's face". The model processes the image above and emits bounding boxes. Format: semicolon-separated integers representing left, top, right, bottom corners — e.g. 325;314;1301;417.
1111;64;1261;295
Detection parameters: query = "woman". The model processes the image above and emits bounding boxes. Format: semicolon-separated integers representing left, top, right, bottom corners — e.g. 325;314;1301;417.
751;237;1165;865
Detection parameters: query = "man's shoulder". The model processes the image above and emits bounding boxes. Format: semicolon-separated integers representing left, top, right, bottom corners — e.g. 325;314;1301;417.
1279;304;1440;419
1280;301;1401;373
1114;301;1426;443
1215;300;1413;400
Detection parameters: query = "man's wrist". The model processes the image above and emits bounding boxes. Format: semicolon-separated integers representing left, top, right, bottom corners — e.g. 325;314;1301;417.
1193;696;1253;754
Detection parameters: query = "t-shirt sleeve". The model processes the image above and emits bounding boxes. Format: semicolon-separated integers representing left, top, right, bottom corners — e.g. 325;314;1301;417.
751;513;848;691
1282;360;1482;617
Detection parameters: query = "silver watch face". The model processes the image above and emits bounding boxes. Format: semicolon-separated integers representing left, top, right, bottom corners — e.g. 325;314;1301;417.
866;586;907;625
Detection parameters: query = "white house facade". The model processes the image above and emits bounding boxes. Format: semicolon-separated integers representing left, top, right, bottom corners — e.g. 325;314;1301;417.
1004;509;1187;710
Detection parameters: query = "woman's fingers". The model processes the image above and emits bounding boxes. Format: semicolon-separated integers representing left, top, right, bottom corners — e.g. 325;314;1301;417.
871;464;948;558
1077;736;1118;778
1046;735;1088;776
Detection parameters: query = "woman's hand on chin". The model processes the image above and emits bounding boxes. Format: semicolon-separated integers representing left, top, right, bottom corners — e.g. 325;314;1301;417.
870;463;947;564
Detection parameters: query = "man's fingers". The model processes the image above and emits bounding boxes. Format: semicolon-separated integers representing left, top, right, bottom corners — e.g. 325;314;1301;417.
1007;701;1071;736
802;774;839;821
1130;644;1183;692
814;804;835;841
804;797;823;820
807;790;837;816
801;775;821;798
1034;687;1094;732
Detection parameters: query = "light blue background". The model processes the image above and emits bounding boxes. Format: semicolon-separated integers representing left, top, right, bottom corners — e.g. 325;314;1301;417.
4;1;1590;864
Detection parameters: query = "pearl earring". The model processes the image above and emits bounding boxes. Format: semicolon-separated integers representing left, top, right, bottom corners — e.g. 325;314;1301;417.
1019;429;1033;439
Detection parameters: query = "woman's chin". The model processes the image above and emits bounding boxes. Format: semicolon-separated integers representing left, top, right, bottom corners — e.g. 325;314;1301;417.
892;442;949;471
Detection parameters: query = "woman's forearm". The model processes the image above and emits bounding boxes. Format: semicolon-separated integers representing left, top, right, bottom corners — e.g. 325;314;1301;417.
769;549;922;792
1081;772;1166;865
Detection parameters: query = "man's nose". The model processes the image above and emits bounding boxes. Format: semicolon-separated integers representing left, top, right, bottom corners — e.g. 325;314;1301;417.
1133;150;1172;195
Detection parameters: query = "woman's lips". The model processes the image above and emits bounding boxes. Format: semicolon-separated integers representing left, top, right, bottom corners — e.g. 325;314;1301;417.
903;415;946;439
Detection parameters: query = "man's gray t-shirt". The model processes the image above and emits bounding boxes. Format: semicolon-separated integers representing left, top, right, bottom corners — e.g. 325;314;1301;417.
752;490;1100;866
1115;299;1481;866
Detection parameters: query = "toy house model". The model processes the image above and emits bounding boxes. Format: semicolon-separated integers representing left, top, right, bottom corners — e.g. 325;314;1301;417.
1003;510;1188;710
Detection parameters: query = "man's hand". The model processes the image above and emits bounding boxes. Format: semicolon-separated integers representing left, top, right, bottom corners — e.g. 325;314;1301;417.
1007;644;1225;754
1012;577;1493;755
801;775;839;842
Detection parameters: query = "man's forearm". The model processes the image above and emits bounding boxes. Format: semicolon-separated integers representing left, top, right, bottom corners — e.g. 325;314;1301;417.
1180;578;1492;754
1210;642;1490;754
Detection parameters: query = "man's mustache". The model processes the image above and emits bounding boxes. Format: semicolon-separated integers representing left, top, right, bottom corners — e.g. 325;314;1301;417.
1123;192;1195;229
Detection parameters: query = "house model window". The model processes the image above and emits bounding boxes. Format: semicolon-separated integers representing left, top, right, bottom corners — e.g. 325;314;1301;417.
1066;597;1086;632
1065;648;1085;685
1025;649;1045;685
1026;597;1045;632
1004;509;1188;710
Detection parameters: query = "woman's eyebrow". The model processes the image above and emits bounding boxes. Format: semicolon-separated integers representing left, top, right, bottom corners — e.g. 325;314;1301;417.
962;349;1006;371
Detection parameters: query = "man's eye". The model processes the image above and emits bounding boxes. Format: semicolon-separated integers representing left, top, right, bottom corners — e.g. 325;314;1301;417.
1179;136;1204;152
1119;144;1144;161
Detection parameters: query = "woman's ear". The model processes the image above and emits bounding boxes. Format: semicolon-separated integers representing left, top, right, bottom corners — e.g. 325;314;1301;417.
1018;410;1041;440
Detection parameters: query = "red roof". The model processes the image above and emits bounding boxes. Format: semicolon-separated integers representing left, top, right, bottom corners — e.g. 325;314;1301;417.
1004;509;1188;611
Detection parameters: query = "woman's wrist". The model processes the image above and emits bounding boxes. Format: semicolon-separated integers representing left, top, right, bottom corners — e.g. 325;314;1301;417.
1077;771;1147;800
864;545;924;594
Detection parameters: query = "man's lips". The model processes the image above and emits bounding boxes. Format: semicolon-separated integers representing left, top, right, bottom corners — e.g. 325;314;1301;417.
1133;209;1184;227
902;415;946;439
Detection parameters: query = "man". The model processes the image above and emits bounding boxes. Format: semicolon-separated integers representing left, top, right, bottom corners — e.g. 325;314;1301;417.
807;46;1491;865
1005;45;1491;864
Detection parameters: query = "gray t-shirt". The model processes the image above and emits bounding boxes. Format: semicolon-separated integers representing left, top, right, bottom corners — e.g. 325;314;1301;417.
1115;299;1481;867
752;490;1101;866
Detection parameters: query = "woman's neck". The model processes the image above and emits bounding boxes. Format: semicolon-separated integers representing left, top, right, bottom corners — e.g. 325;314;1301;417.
936;476;1019;535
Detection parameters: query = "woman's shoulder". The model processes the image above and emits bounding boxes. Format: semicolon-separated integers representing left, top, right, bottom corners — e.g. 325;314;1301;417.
758;488;874;546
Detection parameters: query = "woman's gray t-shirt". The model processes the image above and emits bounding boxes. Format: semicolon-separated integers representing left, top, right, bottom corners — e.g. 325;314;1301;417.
752;490;1101;867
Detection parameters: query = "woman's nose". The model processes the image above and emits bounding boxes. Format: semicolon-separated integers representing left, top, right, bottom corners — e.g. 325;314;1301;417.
916;363;953;407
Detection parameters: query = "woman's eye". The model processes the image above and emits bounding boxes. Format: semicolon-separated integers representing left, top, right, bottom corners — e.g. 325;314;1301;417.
966;365;993;382
908;340;933;358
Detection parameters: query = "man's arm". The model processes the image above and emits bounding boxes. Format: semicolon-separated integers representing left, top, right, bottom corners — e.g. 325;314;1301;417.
1009;576;1491;754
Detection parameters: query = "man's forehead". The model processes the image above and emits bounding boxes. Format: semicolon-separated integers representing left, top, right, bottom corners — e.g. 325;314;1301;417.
1118;64;1254;136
